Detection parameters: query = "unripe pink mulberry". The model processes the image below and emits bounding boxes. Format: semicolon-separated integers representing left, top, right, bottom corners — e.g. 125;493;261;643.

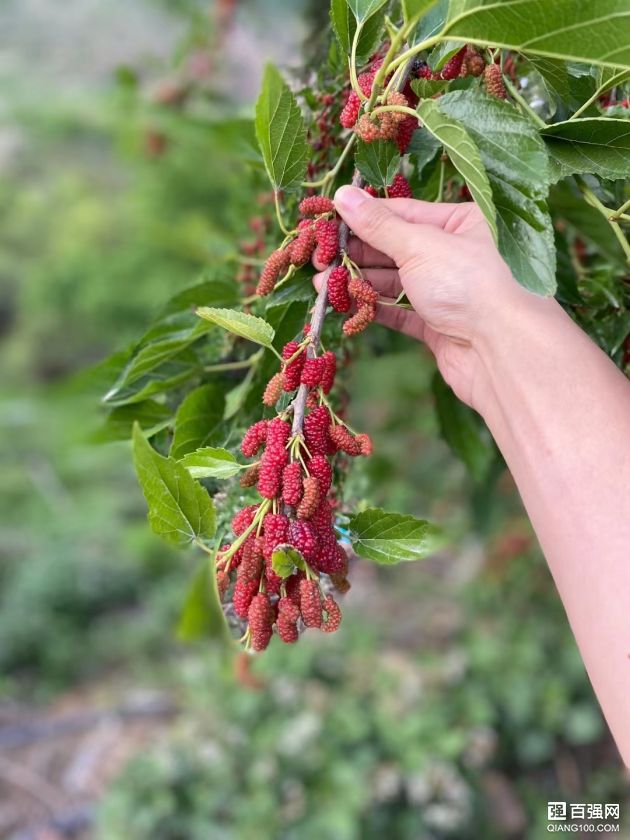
355;113;382;143
329;424;361;456
321;594;342;633
248;593;274;651
385;91;409;119
327;266;351;313
299;579;322;628
241;420;268;458
355;432;373;456
289;221;316;266
358;70;376;97
282;340;306;391
297;475;320;519
216;568;229;599
240;463;260;488
288;520;318;563
307;454;333;496
303;405;331;455
281;461;303;506
313;218;339;266
484;64;507;99
300;356;324;388
299;195;335;216
388;173;413;198
320;351;336;394
343;303;376;336
340;90;361;129
348;277;378;306
263;371;284;406
256;248;291;296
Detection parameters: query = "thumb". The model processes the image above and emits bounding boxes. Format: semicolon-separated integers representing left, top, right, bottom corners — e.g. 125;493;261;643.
334;185;422;264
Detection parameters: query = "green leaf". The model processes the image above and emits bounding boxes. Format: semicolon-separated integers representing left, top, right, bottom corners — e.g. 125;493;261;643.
355;139;401;189
349;508;442;564
540;118;630;182
330;0;384;61
179;447;244;480
170;384;225;459
255;64;309;190
402;0;439;26
432;372;494;483
104;346;203;407
410;0;448;44
427;40;462;71
346;0;388;23
438;91;556;295
177;560;229;642
132;424;216;546
159;275;238;318
416;99;498;241
271;545;306;579
442;0;630;71
196;307;275;348
93;400;172;443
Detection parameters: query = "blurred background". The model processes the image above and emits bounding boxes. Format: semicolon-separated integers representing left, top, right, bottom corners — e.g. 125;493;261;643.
0;1;628;838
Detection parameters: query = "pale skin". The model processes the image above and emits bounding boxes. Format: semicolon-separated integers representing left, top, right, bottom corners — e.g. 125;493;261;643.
313;185;630;768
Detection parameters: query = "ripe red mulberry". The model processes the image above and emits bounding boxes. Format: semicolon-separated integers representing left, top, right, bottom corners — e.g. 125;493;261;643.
343;303;376;336
232;505;258;537
441;47;467;80
388;173;413;198
307;454;333;496
355;432;373;456
340;90;361;129
281;461;303;506
257;446;288;498
241;420;268;458
299;579;322;628
263;371;284;406
233;578;259;619
282;340;306;391
484;64;507;99
262;512;290;561
348;277;378;306
313;218;339;266
320;351;336;394
256;248;291;296
264;555;283;595
288;520;318;563
396;115;417;154
248;593;274;651
285;570;306;607
328;266;351;313
297;475;320;520
299;195;335;216
289;221;316;266
277;597;300;643
303;405;331;455
266;417;292;449
329;424;361;456
300;356;324;388
321;594;342;633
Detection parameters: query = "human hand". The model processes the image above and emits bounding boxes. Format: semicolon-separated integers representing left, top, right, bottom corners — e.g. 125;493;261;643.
314;186;543;410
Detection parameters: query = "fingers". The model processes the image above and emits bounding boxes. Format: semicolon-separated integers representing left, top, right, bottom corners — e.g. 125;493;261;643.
374;300;425;342
334;186;422;264
375;196;476;230
346;236;395;268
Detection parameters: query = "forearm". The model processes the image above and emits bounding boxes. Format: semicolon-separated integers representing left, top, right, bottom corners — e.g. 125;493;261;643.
475;290;630;765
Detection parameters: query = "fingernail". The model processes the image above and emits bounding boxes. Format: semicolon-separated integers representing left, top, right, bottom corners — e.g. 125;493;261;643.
334;185;370;214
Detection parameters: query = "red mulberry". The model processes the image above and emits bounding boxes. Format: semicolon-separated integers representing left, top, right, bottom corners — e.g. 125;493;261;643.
299;195;335;216
396;115;417;154
288;520;318;563
248;593;274;651
262;512;290;561
257;446;288;499
307;455;333;496
303;405;331;456
232;505;258;537
358;70;376;97
256;248;291;296
300;356;324;388
289;221;316;266
340;90;361;129
264;555;283;595
315;534;347;575
313;218;339;266
285;571;306;607
297;475;320;520
364;185;379;197
320;351;337;394
282;340;306;391
440;47;467;80
321;594;342;633
233;578;259;619
343;303;376;336
277;596;301;643
263;371;284;406
216;568;229;599
241;420;268;458
299;579;323;628
329;424;361;456
388;173;413;198
281;461;303;506
348;277;378;306
328;266;351;313
266;417;292;449
484;64;507;99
